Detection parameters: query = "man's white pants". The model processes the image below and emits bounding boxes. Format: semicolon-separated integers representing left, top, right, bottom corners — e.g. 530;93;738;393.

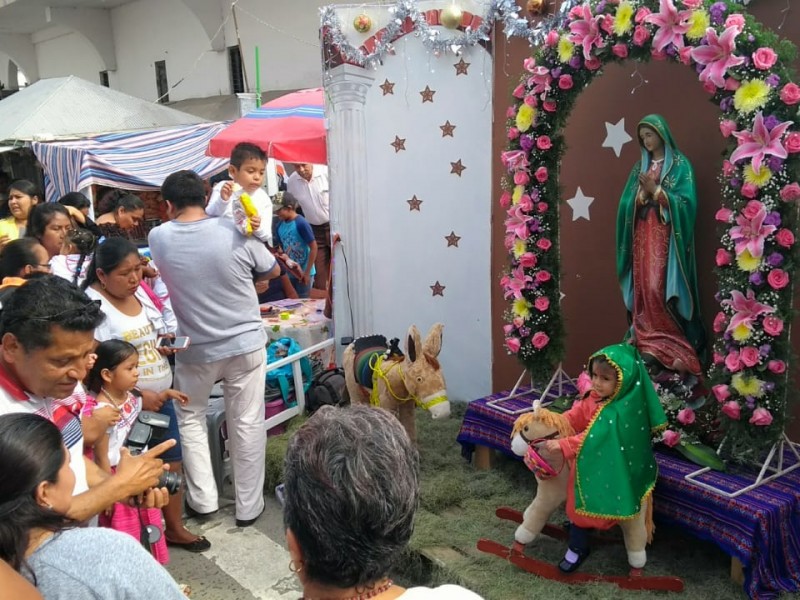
173;347;266;521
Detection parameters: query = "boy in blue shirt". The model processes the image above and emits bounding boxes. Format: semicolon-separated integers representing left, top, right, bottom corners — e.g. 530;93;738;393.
273;192;317;297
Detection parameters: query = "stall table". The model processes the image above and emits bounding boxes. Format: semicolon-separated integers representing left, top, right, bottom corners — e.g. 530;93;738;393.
261;298;333;365
457;389;800;599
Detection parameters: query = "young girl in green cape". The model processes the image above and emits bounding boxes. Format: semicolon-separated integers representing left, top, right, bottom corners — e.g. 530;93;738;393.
539;343;667;572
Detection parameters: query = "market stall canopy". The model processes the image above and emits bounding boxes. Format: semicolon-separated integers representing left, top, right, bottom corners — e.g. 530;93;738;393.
31;123;229;202
0;76;207;144
207;88;326;164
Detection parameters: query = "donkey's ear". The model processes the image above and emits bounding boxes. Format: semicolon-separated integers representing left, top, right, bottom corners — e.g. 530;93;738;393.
422;323;444;357
406;325;422;362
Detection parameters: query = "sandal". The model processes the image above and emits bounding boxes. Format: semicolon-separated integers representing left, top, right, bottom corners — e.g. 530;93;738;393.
166;536;212;553
558;547;590;573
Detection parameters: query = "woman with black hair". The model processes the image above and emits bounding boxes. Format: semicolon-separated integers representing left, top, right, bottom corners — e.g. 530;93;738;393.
25;203;72;260
94;190;145;238
0;413;185;598
0;180;42;248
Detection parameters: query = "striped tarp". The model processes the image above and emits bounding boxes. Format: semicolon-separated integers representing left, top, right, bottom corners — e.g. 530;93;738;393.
31;122;230;202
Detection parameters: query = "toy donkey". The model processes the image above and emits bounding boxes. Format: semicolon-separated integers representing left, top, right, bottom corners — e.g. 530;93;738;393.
343;324;449;442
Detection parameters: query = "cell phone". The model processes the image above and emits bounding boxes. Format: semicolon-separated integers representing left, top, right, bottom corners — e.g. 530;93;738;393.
158;336;190;350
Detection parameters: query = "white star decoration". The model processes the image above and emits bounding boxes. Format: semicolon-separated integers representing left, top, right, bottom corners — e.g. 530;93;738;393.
602;118;632;158
566;187;594;221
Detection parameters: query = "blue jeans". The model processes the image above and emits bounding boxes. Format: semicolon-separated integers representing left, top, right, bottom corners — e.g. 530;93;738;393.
290;276;313;298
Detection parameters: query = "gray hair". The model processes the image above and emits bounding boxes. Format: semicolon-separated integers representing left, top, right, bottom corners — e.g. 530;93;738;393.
283;405;420;589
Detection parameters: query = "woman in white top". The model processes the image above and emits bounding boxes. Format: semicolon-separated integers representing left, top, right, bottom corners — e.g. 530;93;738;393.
83;237;209;553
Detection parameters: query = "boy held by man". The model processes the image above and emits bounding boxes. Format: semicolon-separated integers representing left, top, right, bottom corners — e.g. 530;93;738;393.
273;192;317;298
206;142;272;244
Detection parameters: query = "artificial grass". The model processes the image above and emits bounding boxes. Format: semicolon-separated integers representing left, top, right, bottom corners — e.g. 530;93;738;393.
264;404;768;600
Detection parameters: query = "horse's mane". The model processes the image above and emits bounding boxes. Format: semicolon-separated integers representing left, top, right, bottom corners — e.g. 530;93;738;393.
511;408;575;439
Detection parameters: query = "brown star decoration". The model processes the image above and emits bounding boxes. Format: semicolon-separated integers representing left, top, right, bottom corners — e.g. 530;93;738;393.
439;120;456;137
390;136;406;153
379;79;395;95
407;195;423;211
453;58;470;75
430;281;446;297
450;159;466;176
420;85;436;103
445;231;461;247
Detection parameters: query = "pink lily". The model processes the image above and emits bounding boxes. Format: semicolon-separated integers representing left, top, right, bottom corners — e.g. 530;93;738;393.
504;265;533;300
729;202;776;258
501;150;529;172
722;288;775;333
645;0;691;52
505;204;532;240
731;111;793;172
568;3;605;60
690;26;745;89
529;66;553;96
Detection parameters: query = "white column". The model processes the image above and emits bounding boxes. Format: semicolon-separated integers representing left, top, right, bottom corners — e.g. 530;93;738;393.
325;64;375;341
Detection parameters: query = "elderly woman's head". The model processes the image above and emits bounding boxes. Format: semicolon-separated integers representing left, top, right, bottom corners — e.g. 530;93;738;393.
283;405;419;594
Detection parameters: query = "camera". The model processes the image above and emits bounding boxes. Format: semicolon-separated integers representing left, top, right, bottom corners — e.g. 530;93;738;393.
124;411;183;495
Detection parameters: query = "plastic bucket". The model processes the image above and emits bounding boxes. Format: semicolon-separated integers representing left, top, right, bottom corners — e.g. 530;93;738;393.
265;398;287;436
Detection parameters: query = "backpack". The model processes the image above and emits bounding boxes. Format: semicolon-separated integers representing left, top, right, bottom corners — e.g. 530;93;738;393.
306;368;348;415
266;337;313;407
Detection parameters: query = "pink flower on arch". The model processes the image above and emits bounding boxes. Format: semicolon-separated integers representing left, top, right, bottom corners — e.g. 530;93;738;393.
729;201;776;259
504;265;533;300
690;26;745;89
567;3;606;60
530;66;553;96
722;288;775;334
645;0;692;52
505;205;532;240
730;111;793;172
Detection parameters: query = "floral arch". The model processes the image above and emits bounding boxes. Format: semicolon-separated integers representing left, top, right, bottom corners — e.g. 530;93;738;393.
500;0;800;460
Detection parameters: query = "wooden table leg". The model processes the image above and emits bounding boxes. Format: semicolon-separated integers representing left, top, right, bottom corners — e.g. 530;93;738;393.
730;557;744;586
474;445;494;470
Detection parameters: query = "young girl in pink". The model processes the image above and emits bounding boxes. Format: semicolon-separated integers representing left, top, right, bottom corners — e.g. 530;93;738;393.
84;340;173;564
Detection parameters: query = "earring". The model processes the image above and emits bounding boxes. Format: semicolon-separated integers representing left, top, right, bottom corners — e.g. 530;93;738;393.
288;560;303;573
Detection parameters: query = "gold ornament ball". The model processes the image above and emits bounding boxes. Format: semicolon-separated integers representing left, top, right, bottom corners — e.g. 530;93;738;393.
353;14;372;33
440;5;463;29
527;0;547;15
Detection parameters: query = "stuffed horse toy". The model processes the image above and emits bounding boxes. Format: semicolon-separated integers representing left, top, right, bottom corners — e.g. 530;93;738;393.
343;324;449;442
510;400;654;571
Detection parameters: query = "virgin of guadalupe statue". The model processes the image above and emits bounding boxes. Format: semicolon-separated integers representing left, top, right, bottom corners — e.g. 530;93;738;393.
616;115;706;376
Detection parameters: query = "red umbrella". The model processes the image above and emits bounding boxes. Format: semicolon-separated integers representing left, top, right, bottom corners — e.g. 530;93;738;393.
207;88;326;164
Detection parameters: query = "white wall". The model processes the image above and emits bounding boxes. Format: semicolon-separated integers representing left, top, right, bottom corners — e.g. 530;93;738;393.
34;27;105;84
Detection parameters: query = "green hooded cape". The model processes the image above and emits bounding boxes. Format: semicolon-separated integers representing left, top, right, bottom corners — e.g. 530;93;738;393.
615;114;706;358
574;343;667;520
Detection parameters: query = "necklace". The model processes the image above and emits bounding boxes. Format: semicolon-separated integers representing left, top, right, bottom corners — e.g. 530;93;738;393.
300;580;394;600
651;157;664;164
101;387;128;409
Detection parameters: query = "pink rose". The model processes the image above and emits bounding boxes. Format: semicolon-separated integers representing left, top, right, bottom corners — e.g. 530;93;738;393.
749;407;773;426
534;296;550;311
767;359;786;374
740;346;760;367
599;15;614;34
635;7;652;23
724;14;745;33
715;249;732;267
506;106;516;119
722;160;735;177
719;120;737;138
518;194;533;212
514;171;530;186
531;331;550;350
712;385;731;403
545;30;560;47
512;84;526;99
612;44;629;59
742;200;765;220
503;324;513;335
762;315;784;336
505;337;521;354
703;80;717;95
725;78;740;91
651;49;667;61
523;95;537;107
662;430;681;448
767;269;789;290
536;238;552;251
536;136;553;150
633;26;649;46
543;100;557;112
780;182;800;202
507;127;520;140
500;191;511;208
513;317;524;328
535;270;551;283
725;351;742;372
519;252;538;268
535;167;548;183
715;207;733;222
775;228;795;248
784;132;800;154
682;0;701;8
741;183;759;199
558;75;574;90
713;311;728;333
722;401;741;421
713;352;725;365
752;47;778;70
585;57;601;70
677;408;696;425
536;202;548;213
780;82;800;106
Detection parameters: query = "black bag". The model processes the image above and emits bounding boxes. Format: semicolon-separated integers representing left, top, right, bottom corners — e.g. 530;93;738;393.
305;368;348;415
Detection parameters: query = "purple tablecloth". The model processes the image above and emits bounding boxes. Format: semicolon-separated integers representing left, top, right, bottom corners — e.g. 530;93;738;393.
457;393;800;599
